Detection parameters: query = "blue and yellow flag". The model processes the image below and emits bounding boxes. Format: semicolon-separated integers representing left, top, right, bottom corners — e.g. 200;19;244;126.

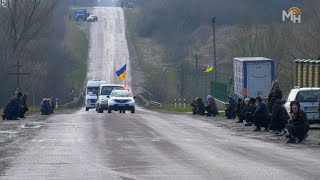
116;64;126;80
204;63;214;72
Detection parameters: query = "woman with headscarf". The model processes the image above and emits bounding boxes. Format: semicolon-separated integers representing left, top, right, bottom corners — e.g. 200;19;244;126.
205;95;218;117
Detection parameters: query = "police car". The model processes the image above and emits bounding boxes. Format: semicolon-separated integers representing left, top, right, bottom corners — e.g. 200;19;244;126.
107;89;136;113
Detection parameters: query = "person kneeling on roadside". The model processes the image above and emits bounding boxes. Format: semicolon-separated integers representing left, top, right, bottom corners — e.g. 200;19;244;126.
225;96;236;119
205;95;218;117
244;98;257;126
286;101;309;143
2;92;23;120
252;97;268;131
190;97;205;115
19;93;29;118
40;98;51;115
269;99;289;135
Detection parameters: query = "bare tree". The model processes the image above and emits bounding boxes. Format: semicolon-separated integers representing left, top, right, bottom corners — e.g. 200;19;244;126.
0;0;59;59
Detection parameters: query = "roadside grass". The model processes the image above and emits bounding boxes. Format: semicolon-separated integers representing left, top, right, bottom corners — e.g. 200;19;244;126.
65;18;88;95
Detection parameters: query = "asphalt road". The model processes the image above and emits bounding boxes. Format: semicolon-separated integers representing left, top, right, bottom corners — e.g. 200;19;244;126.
0;6;320;180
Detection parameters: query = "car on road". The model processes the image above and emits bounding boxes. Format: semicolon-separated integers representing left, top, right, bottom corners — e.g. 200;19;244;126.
107;89;136;113
87;15;98;22
284;87;320;124
96;84;126;113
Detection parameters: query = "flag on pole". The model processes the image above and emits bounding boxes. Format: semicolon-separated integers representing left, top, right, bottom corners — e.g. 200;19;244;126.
116;64;127;80
204;63;214;72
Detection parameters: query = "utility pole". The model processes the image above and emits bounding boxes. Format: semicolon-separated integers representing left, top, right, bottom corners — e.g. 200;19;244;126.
212;16;217;82
8;59;30;89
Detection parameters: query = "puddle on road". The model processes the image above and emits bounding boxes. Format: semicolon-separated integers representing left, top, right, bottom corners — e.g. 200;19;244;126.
21;122;45;129
0;130;18;134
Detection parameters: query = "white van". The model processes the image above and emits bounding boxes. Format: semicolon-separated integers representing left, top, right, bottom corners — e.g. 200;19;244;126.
96;84;126;113
85;80;107;111
284;87;320;124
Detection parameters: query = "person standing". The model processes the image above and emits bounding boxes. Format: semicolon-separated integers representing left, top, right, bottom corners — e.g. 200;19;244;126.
267;80;282;115
19;93;29;118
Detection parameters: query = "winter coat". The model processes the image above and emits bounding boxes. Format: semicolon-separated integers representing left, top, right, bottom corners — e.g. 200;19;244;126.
270;99;289;130
207;98;218;114
267;87;282;112
5;96;21;113
290;110;308;137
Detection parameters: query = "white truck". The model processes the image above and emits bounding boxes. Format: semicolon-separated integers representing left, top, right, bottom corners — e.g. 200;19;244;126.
233;57;275;99
85;80;107;111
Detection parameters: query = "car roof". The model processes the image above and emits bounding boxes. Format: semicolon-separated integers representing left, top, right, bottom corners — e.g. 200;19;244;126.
292;87;320;91
100;84;124;87
111;89;131;93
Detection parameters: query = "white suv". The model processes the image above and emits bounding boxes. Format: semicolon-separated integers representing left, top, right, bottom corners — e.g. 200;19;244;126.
107;90;136;113
284;87;320;124
96;84;125;113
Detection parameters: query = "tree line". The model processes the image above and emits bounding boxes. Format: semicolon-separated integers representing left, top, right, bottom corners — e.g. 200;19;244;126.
0;0;87;107
128;0;320;101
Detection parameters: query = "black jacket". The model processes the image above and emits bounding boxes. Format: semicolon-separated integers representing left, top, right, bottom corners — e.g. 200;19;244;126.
271;100;289;124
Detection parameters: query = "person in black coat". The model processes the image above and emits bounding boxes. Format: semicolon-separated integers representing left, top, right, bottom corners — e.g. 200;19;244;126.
253;97;268;131
225;96;236;119
269;99;289;133
267;80;282;115
19;93;29;118
286;101;309;143
2;92;23;120
244;98;257;126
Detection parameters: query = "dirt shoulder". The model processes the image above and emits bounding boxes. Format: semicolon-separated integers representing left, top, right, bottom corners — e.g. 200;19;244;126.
191;114;320;150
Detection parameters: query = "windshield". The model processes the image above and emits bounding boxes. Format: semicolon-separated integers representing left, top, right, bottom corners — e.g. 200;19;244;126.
295;91;320;102
111;91;132;97
87;87;99;95
101;86;123;95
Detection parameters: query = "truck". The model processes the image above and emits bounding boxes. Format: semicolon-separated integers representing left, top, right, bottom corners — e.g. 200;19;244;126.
73;9;89;21
233;57;275;99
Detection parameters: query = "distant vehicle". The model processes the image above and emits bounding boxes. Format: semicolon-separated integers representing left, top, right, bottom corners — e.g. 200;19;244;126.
233;57;275;99
85;80;107;111
73;9;89;21
107;89;136;113
96;84;126;113
87;15;98;22
126;2;134;8
284;87;320;124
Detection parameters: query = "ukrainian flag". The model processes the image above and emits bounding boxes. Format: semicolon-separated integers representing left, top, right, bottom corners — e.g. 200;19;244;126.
204;63;214;72
116;64;127;80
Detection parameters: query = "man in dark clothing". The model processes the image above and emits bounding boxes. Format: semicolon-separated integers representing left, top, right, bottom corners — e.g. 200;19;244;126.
19;93;29;118
225;96;236;119
269;99;289;134
196;97;206;115
267;80;282;115
286;101;309;143
253;97;268;131
238;98;249;123
2;92;23;120
244;98;257;126
237;98;245;123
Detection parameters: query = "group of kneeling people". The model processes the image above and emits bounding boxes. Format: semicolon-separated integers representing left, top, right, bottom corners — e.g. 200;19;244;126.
227;96;309;144
191;95;219;117
40;98;56;115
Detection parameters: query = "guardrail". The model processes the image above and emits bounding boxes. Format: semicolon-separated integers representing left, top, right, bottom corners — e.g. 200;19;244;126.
150;100;162;107
60;94;83;108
